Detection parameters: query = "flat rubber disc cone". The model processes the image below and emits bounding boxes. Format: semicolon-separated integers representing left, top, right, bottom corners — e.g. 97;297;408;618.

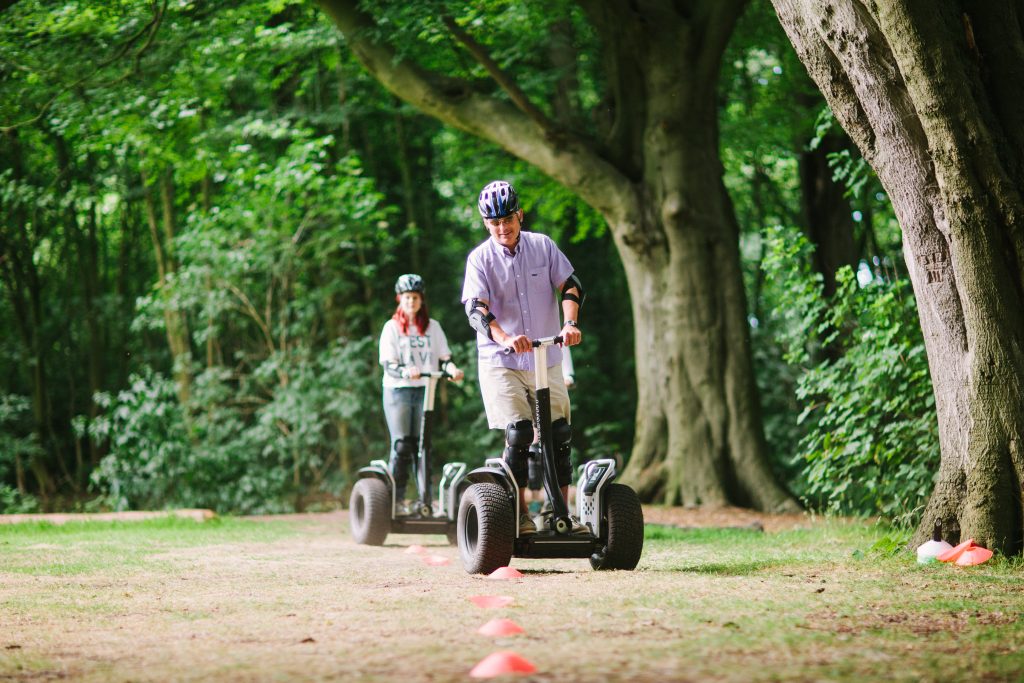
404;545;426;554
469;595;514;609
478;618;525;637
469;651;536;678
937;538;974;563
487;566;524;580
955;545;993;566
422;554;450;566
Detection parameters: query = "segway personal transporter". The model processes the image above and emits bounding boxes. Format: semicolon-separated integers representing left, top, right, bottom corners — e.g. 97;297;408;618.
349;369;466;546
456;336;644;574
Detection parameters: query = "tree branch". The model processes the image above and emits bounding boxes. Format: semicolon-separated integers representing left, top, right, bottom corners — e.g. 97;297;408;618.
0;0;167;133
315;0;632;220
440;16;557;136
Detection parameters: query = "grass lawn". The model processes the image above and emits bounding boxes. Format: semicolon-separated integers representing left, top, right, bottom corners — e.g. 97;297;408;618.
1;510;1022;682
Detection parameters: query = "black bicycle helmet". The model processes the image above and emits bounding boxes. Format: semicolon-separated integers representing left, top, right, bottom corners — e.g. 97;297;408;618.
395;273;425;295
477;180;520;219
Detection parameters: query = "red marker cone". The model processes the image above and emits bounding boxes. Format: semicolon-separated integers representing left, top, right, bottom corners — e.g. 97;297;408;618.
423;554;450;566
477;618;525;637
937;538;975;563
469;595;515;609
487;566;524;580
469;651;536;678
954;544;993;566
404;545;427;554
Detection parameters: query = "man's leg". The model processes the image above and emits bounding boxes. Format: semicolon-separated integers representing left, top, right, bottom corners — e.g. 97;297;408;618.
477;364;537;531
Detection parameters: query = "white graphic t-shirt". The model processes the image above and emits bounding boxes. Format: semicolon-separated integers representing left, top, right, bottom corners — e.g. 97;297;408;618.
378;318;452;388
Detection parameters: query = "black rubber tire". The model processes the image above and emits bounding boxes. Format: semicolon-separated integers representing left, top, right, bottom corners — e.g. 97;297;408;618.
457;482;514;574
349;478;391;546
590;483;644;570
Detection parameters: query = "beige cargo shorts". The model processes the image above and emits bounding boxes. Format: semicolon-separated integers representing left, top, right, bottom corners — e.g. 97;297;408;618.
478;362;571;430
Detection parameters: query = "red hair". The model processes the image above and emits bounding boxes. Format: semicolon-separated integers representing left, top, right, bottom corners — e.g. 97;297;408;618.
393;297;430;335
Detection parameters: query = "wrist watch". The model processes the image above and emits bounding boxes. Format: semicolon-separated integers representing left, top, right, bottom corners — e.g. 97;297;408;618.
564;320;578;327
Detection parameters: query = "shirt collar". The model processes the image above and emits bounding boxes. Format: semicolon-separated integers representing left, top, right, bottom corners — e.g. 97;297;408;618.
488;233;522;257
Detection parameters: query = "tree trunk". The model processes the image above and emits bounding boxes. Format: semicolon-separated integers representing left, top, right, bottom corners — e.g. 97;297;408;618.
0;132;57;499
799;135;860;297
772;0;1024;554
316;0;798;510
141;166;192;405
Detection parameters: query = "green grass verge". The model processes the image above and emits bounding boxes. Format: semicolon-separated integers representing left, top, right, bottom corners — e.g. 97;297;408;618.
0;516;298;576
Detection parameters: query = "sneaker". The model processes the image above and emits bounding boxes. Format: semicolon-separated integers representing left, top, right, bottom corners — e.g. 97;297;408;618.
518;513;538;535
569;515;590;535
396;500;410;516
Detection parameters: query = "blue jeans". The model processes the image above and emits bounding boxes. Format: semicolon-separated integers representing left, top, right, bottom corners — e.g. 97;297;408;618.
383;387;424;496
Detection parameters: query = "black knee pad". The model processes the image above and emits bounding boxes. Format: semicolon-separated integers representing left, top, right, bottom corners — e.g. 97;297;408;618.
527;443;542;490
504;419;534;447
502;420;533;486
390;437;417;489
393;437;417;461
552;418;573;487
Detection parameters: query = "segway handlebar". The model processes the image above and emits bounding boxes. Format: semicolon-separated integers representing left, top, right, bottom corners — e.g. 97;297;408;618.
501;335;564;355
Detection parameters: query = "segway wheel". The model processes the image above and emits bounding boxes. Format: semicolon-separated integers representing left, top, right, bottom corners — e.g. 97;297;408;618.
349;478;391;546
457;482;514;574
590;483;644;570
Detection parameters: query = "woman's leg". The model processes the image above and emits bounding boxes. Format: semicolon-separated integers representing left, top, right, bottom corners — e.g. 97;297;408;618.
382;387;424;503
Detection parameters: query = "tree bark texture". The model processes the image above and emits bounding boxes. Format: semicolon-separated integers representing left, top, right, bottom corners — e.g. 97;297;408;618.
316;0;798;510
772;0;1024;554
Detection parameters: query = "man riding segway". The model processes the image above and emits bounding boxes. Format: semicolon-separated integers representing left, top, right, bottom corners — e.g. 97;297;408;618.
456;181;643;574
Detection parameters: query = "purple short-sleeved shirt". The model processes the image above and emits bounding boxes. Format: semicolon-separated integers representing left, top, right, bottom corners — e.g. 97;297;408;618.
462;230;574;371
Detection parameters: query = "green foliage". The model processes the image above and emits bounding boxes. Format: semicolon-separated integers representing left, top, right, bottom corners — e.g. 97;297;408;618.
761;226;938;523
87;338;383;513
0;395;42;513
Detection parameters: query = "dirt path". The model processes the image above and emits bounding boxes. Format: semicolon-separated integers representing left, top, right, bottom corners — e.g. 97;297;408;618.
3;508;1019;682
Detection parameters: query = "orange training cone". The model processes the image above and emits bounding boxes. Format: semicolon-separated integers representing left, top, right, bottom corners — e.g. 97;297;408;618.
469;651;536;678
405;545;427;554
469;595;515;609
423;554;450;566
954;544;993;566
477;618;525;637
937;538;975;563
487;566;524;580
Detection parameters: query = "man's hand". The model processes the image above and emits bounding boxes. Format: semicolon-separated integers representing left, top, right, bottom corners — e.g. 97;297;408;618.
498;331;532;354
560;323;582;346
447;365;465;382
401;366;422;380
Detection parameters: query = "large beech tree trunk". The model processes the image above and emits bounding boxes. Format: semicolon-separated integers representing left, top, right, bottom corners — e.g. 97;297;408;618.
772;0;1024;554
317;0;798;510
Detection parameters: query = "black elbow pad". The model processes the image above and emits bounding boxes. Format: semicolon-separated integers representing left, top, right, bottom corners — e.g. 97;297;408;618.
561;272;585;307
468;309;494;340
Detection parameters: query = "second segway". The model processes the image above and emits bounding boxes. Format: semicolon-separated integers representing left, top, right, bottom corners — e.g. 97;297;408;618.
349;369;466;546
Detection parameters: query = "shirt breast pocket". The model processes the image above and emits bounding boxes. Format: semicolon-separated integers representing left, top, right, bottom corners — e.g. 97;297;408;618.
527;266;552;305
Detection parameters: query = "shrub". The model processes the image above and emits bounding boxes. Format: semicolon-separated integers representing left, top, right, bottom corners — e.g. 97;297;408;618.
761;225;938;523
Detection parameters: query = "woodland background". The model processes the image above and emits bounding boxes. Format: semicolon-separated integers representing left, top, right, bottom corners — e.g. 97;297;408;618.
0;0;936;521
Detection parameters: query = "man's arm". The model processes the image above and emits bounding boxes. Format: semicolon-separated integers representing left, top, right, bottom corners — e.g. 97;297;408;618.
468;297;531;353
557;275;584;346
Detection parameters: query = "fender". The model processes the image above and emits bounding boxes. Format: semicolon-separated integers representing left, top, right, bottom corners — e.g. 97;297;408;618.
357;459;395;488
465;458;518;496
